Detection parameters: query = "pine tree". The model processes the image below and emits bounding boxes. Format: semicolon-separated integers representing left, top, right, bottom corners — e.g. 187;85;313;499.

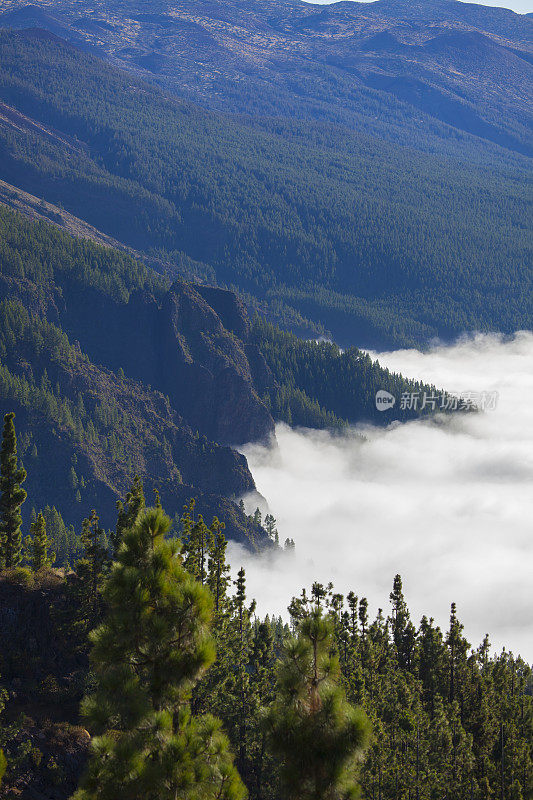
264;513;277;542
417;616;446;711
207;519;230;617
347;592;359;642
80;510;107;605
359;597;368;641
390;574;416;670
284;537;295;551
74;507;246;800
0;413;27;569
112;475;145;554
69;511;108;645
69;466;78;490
29;512;55;571
446;602;470;704
265;606;370;800
249;620;277;800
233;567;254;776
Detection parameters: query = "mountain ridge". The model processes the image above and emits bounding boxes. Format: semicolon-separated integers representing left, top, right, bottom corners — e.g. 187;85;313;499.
1;0;530;158
0;26;529;350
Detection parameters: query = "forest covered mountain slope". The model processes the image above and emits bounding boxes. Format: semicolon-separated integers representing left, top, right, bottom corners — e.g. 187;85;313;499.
0;0;531;157
0;204;435;540
0;27;530;348
0;5;530;796
0;204;271;541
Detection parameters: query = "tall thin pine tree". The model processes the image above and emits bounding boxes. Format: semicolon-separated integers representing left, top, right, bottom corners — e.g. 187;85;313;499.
0;413;27;569
29;512;55;571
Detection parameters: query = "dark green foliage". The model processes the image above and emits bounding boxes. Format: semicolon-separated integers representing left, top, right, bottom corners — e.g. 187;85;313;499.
0;490;531;799
207;523;231;618
180;505;279;797
390;574;416;671
0;419;526;799
27;510;55;571
0;197;164;303
29;0;530;161
38;505;82;568
75;507;246;800
79;511;107;607
26;505;82;569
113;474;145;555
264;514;278;546
265;606;371;800
0;412;26;568
66;511;109;649
254;319;439;426
180;500;214;586
0;205;267;543
0;30;530;346
290;581;533;800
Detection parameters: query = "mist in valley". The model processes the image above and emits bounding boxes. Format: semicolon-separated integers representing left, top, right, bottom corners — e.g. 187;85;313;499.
229;331;533;660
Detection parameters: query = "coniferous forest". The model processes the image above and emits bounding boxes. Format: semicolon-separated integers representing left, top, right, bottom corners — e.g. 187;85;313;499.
0;414;531;799
0;0;531;797
0;26;530;349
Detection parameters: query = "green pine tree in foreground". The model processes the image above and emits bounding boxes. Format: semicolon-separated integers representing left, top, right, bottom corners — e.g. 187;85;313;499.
74;506;246;800
265;605;371;800
0;412;27;569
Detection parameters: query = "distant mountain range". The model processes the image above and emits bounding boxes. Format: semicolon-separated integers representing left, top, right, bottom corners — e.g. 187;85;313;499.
0;17;530;348
0;0;531;157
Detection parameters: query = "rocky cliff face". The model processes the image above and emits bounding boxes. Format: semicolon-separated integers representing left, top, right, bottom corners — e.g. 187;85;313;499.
0;206;274;541
59;278;275;447
158;282;274;446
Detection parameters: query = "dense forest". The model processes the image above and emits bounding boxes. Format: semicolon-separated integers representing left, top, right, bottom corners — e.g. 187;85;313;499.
253;319;445;427
0;203;443;534
0;201;267;539
0;30;531;347
1;0;531;160
0;414;531;799
0;2;530;798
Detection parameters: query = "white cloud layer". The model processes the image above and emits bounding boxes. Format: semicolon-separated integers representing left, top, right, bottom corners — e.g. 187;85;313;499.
228;331;533;661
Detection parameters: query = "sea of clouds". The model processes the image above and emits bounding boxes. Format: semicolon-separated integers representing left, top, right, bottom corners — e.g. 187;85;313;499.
228;331;533;660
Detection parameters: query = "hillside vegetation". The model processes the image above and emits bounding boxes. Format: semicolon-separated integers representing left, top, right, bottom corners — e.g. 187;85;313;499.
0;204;439;536
0;29;530;346
0;482;530;798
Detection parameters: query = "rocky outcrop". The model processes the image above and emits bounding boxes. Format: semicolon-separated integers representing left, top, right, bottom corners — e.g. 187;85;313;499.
60;278;275;447
156;282;274;445
1;265;273;540
194;284;251;340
